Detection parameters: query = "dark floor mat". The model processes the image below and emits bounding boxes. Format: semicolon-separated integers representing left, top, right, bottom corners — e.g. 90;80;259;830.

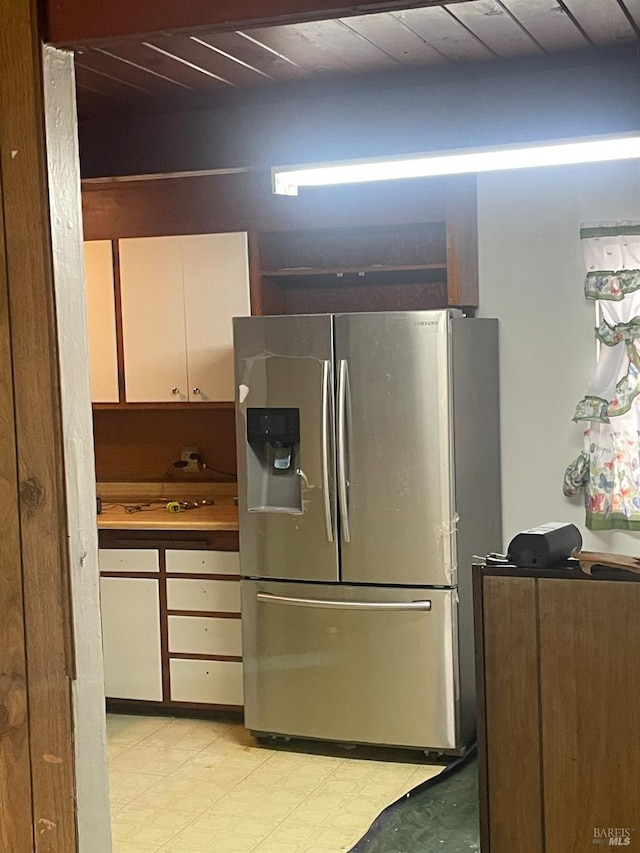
349;754;480;853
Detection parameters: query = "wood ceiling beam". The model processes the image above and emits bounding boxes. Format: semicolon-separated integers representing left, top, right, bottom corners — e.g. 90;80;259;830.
45;0;468;47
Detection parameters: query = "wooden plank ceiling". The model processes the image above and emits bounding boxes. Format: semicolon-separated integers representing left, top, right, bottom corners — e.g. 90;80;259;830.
74;0;640;120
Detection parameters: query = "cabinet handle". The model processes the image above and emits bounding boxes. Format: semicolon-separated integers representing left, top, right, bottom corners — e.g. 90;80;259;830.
192;387;201;396
171;387;180;396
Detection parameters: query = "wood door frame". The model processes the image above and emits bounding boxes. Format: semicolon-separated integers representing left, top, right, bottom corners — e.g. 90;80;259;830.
0;1;111;850
43;45;112;853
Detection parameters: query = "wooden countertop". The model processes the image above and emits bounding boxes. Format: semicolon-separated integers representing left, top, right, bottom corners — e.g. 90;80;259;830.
96;481;239;531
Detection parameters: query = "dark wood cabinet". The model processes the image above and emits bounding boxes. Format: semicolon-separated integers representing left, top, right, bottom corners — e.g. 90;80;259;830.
82;171;479;317
249;176;478;315
474;565;640;852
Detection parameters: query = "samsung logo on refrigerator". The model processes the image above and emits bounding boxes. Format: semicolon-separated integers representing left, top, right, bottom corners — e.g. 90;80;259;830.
414;320;439;327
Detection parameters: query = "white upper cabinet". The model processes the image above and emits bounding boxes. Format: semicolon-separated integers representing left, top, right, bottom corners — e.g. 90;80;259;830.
84;240;119;403
118;233;250;403
182;233;250;402
119;236;189;403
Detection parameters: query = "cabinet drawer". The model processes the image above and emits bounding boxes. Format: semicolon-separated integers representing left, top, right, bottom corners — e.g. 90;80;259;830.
165;549;239;576
99;548;159;573
166;578;240;613
170;659;243;705
168;615;242;656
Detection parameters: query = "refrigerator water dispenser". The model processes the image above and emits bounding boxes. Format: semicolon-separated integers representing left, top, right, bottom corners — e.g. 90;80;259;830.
246;407;302;513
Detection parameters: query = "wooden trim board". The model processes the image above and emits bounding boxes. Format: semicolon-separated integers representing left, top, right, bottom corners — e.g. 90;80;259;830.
44;44;113;853
46;0;469;46
0;88;35;853
0;3;80;850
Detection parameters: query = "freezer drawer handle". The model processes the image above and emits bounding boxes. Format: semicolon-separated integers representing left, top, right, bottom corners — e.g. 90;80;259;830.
321;359;335;542
256;592;432;611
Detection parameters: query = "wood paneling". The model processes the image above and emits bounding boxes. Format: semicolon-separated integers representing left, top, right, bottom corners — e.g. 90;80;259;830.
445;175;478;306
246;19;400;72
195;31;306;81
561;0;638;44
339;12;448;65
472;568;489;853
445;0;543;57
253;216;462;312
93;407;238;482
82;172;456;240
0;118;34;853
539;579;640;851
390;6;496;60
499;0;590;51
82;170;451;239
43;0;640;123
0;0;77;849
274;277;449;313
149;34;274;87
46;0;470;45
623;0;640;28
77;48;640;180
482;576;542;853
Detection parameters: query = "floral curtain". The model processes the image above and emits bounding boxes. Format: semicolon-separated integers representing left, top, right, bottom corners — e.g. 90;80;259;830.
564;222;640;530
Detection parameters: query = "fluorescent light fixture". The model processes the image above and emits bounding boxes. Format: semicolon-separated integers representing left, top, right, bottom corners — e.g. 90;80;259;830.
272;133;640;196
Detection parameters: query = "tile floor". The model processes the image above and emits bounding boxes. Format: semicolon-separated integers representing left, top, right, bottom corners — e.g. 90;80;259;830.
107;714;443;853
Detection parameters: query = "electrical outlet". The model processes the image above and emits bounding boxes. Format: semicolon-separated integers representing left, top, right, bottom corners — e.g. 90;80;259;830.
181;446;200;472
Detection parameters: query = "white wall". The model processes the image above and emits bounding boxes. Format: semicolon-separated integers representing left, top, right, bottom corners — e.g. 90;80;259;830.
477;160;640;554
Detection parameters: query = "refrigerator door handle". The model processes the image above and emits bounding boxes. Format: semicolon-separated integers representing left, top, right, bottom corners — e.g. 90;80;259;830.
337;358;351;543
256;592;432;611
321;359;334;542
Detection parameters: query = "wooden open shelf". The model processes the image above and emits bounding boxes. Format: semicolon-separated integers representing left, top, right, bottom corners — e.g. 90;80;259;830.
249;180;478;316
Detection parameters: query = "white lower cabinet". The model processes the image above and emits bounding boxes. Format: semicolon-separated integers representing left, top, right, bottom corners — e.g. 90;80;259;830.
100;577;163;701
165;549;240;575
99;543;242;708
168;615;242;656
170;659;243;706
166;578;241;613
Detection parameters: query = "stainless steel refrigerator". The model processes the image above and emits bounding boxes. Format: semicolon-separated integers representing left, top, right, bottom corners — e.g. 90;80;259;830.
233;310;501;753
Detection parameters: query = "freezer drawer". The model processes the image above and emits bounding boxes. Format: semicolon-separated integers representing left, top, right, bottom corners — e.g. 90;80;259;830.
242;580;460;751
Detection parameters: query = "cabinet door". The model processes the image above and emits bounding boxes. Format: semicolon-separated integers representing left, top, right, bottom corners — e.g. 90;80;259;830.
84;240;119;403
119;236;188;402
182;233;250;402
100;577;163;701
